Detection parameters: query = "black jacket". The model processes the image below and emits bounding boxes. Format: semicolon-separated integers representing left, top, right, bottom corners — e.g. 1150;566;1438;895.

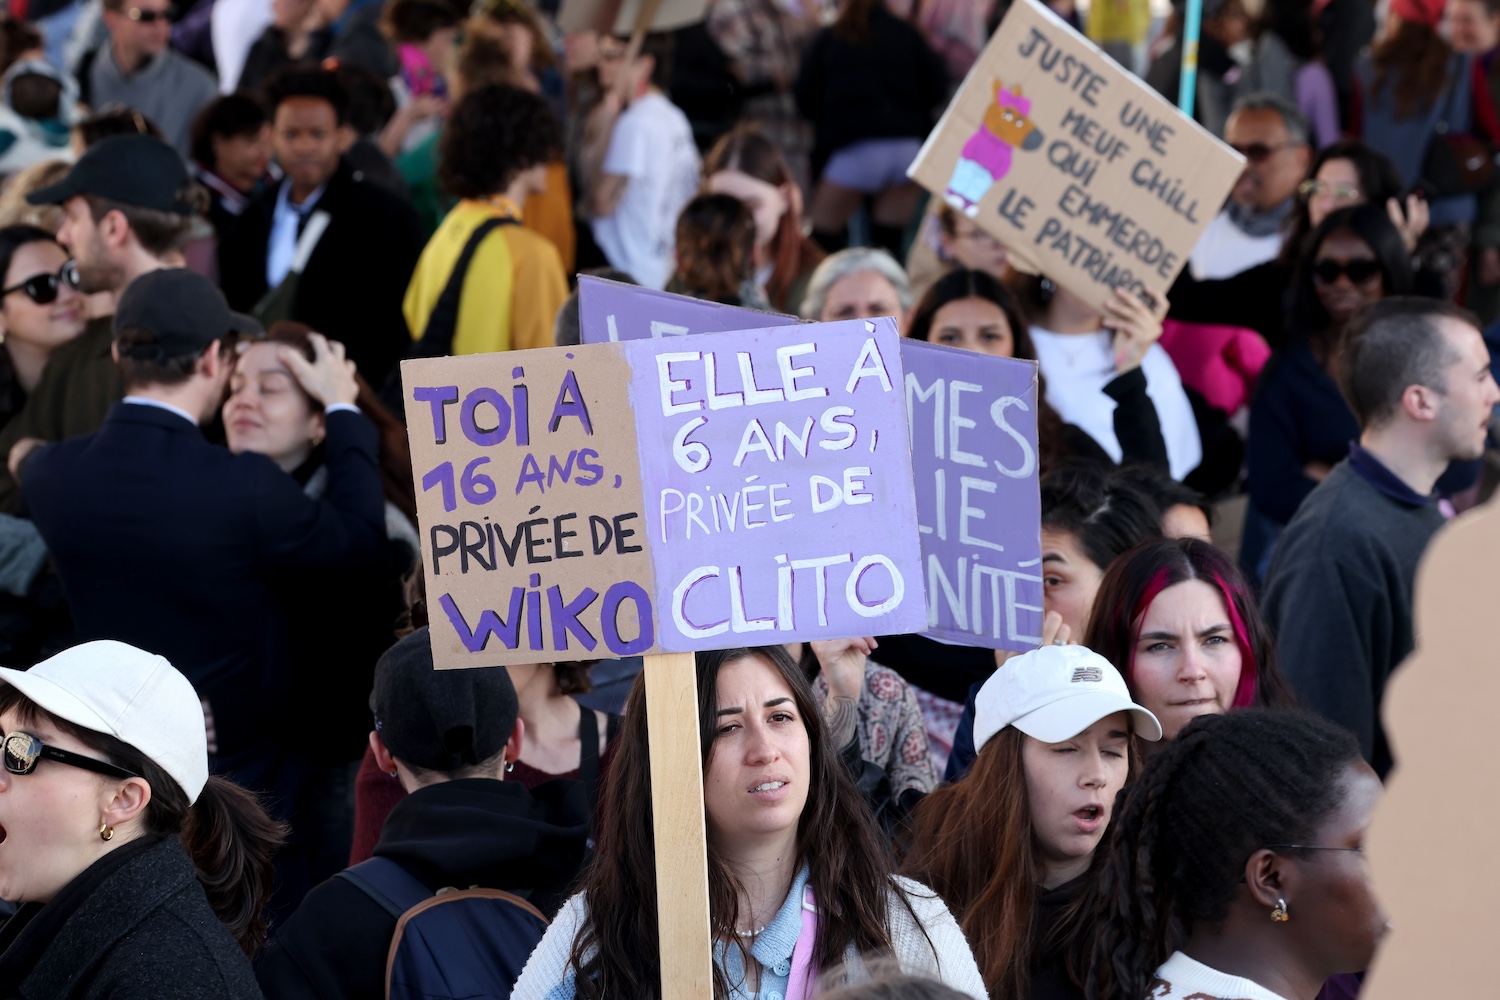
20;404;387;758
255;778;591;1000
0;836;264;1000
218;160;426;388
1262;459;1446;778
795;5;948;174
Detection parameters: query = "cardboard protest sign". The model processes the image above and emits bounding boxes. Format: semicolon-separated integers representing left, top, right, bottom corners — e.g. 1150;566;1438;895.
908;0;1243;314
556;0;710;36
583;280;1044;652
402;321;926;668
903;340;1044;650
404;348;660;667
578;274;799;344
1364;499;1500;999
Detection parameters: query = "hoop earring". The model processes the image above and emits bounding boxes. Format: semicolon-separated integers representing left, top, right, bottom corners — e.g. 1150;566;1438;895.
99;822;114;842
1271;898;1289;922
505;760;515;773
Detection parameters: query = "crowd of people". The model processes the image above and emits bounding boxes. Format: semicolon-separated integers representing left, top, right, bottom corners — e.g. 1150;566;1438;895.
0;0;1492;997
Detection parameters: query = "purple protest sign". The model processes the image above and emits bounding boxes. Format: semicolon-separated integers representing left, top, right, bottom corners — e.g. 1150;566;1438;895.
625;319;927;646
903;340;1043;650
581;278;1042;649
578;274;800;345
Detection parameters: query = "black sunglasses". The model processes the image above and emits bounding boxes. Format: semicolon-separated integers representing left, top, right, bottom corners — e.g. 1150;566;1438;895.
126;7;168;21
1;261;78;305
1312;258;1382;286
3;731;139;780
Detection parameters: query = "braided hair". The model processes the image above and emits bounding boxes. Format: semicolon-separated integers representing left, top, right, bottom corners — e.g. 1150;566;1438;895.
1080;709;1361;1000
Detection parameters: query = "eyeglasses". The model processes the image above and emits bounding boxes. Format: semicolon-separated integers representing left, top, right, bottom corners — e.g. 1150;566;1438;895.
3;732;140;780
1267;843;1365;856
125;7;168;22
1232;141;1299;162
1312;258;1382;286
1299;179;1361;202
1;261;79;305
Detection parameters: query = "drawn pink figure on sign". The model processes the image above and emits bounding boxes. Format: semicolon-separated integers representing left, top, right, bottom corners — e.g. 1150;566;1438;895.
944;80;1045;217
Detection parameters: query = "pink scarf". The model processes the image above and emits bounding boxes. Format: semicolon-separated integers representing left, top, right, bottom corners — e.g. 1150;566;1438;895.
785;887;820;1000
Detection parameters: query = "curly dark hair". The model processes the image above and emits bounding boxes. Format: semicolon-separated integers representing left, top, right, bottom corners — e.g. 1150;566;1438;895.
262;64;350;126
190;93;267;169
1079;709;1362;1000
437;83;561;200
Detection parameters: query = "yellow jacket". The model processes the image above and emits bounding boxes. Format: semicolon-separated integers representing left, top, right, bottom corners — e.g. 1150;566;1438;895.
403;198;568;356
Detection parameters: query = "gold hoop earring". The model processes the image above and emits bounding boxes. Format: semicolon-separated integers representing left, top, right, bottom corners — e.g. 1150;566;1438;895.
1271;898;1289;922
99;822;114;842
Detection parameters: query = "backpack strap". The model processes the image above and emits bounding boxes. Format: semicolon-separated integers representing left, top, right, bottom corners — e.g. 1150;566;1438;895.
410;216;516;359
336;857;434;920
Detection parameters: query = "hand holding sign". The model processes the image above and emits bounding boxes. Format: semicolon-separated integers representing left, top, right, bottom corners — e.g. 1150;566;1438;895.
909;0;1243;314
1102;285;1166;373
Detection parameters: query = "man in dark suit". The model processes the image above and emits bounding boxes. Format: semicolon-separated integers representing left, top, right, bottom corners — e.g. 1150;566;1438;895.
19;268;387;834
219;64;425;388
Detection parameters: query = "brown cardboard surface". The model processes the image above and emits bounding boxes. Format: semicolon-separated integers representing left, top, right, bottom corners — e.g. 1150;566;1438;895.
556;0;710;35
401;348;662;668
908;0;1243;314
1363;497;1499;997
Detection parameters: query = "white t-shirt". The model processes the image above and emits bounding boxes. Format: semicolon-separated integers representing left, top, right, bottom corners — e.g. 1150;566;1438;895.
1030;327;1204;481
1188;209;1284;281
591;91;701;290
1149;952;1292;1000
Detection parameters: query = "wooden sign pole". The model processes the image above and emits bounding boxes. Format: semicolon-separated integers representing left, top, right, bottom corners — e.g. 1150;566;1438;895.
643;651;714;999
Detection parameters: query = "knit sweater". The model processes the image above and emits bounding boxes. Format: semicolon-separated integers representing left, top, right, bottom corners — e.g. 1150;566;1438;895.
1261;457;1445;778
511;871;987;1000
1148;952;1291;1000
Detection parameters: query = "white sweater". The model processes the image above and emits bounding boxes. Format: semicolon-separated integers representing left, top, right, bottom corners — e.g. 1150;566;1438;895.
1148;952;1292;1000
512;876;988;1000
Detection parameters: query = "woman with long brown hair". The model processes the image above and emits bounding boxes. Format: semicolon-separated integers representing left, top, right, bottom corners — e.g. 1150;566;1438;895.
901;645;1161;1000
704;125;824;314
1353;0;1500;296
513;645;986;1000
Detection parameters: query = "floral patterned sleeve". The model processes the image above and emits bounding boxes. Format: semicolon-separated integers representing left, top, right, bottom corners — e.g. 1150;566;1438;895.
815;663;940;796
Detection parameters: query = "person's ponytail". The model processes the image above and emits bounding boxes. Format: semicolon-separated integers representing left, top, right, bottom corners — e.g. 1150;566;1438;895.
181;775;287;955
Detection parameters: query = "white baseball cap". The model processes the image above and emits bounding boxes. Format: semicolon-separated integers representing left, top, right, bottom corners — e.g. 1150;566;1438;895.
0;640;208;802
974;644;1163;750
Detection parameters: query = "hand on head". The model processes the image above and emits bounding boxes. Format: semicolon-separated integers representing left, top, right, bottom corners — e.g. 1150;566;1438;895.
277;331;358;408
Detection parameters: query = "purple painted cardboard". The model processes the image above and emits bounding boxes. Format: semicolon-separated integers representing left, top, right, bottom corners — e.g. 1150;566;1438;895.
578;274;800;345
625;319;928;647
902;339;1043;650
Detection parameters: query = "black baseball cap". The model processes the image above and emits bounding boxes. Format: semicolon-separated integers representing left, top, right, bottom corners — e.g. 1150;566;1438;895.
27;134;195;214
370;627;521;772
114;269;262;361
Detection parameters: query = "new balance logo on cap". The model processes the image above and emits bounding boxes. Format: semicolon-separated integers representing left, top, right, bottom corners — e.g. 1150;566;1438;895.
971;644;1164;749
